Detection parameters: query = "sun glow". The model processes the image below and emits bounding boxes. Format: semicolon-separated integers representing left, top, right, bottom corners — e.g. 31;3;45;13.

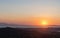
40;20;48;28
41;20;48;25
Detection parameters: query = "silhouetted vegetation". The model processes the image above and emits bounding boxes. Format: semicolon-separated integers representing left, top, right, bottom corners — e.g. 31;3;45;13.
0;27;60;38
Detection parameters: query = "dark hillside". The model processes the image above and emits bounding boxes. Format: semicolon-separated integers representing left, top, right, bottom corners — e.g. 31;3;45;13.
0;27;60;38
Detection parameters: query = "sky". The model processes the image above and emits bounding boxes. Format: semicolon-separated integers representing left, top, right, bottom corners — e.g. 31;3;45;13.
0;0;60;25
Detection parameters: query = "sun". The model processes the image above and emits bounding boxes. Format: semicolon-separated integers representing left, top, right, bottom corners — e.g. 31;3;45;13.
42;20;48;25
41;20;48;26
39;20;48;28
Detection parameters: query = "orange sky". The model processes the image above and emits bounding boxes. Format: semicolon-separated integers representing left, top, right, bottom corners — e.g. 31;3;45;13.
0;17;60;25
0;0;60;25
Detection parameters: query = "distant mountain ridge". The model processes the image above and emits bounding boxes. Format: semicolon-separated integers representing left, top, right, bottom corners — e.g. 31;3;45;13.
0;23;60;28
0;23;41;28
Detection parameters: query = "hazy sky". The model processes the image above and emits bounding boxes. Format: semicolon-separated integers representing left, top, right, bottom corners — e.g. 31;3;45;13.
0;0;60;25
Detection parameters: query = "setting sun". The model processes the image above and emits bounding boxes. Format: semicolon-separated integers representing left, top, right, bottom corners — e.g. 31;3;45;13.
39;20;49;28
41;20;48;25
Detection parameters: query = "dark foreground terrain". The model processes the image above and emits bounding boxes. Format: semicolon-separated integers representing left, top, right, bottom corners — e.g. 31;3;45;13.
0;27;60;38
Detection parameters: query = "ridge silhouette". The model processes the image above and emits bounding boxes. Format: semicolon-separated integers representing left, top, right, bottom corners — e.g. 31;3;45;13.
0;27;60;38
